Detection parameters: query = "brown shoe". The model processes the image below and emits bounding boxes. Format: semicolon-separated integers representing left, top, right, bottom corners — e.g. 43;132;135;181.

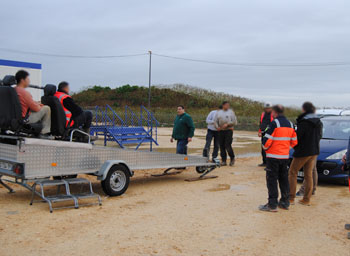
220;161;227;166
289;199;295;205
298;199;311;206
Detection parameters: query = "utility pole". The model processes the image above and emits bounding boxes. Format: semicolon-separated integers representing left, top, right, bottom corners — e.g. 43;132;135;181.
148;50;152;109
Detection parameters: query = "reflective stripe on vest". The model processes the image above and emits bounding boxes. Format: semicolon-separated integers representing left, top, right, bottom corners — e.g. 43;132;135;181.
274;118;281;128
54;91;74;127
264;134;297;141
266;153;290;159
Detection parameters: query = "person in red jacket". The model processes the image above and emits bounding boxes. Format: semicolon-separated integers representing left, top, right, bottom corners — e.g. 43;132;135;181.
15;70;51;137
259;105;298;212
258;103;274;167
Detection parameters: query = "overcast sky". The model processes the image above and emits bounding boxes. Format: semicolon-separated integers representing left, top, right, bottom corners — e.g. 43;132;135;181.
1;0;349;107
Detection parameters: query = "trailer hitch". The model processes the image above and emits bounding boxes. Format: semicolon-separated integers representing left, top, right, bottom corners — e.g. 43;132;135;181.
0;175;14;193
185;164;219;182
151;168;183;177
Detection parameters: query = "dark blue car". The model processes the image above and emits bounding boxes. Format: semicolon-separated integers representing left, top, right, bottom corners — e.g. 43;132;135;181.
292;115;350;185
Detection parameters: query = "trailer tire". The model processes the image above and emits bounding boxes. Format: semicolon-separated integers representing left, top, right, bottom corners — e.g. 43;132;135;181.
101;164;130;196
196;166;207;174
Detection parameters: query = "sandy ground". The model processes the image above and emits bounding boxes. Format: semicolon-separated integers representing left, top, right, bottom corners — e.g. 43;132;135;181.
0;128;349;256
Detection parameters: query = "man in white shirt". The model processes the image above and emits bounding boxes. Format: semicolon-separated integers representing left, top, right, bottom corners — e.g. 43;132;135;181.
214;101;238;166
202;106;221;161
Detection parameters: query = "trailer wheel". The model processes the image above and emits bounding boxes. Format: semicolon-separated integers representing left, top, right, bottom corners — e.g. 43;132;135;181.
101;164;130;196
196;166;207;174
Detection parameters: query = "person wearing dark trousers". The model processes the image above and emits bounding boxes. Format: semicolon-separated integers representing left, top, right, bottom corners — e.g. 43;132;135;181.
171;105;195;155
258;103;273;167
202;107;220;161
218;130;234;165
214;101;237;166
342;148;350;239
55;81;97;140
259;105;298;212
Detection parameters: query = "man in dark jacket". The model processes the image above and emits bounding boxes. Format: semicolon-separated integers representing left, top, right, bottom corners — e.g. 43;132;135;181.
259;105;298;212
258;102;273;167
56;81;93;132
289;102;323;206
171;105;195;155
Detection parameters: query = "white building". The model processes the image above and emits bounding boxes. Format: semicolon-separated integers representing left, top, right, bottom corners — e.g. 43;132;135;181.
0;59;42;101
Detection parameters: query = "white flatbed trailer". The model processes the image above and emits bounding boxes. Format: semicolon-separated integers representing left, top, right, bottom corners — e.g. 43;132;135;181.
0;136;217;212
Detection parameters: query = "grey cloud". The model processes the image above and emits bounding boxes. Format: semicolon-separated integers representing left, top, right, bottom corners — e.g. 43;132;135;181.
0;0;349;107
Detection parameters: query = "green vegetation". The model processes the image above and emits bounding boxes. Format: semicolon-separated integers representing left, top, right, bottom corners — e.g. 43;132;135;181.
72;84;300;130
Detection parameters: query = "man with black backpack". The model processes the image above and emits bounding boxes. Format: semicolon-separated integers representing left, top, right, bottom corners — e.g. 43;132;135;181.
289;102;323;206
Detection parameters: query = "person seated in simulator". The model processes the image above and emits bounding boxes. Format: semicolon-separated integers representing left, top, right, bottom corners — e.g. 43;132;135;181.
55;81;94;136
15;70;51;136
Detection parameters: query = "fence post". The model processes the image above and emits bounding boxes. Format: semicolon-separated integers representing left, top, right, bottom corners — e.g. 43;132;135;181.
104;106;107;146
140;106;143;127
125;106;128;127
149;111;153;151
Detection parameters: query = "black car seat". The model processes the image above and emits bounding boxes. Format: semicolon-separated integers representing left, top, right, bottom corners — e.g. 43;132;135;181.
0;76;23;131
0;75;42;136
41;84;66;136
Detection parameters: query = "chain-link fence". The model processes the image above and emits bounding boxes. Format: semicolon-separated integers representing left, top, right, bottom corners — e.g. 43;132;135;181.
88;106;297;131
154;113;298;131
154;113;260;131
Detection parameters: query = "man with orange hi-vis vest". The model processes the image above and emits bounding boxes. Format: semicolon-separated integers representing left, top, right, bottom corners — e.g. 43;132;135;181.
54;81;97;142
259;104;298;212
258;103;274;167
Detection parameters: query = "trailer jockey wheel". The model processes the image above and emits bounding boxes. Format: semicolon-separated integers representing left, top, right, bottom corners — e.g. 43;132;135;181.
101;164;130;196
195;166;207;174
53;175;78;180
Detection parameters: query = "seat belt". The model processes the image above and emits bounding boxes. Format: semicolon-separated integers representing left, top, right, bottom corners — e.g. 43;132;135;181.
66;118;73;129
23;109;31;123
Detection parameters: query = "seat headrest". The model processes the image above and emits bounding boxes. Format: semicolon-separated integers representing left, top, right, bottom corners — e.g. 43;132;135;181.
44;84;57;96
2;75;16;86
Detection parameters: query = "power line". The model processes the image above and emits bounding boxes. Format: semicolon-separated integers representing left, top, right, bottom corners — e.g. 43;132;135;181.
0;47;147;59
152;53;350;67
1;47;349;67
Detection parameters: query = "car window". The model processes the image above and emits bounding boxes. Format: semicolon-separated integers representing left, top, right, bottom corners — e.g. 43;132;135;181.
322;120;350;140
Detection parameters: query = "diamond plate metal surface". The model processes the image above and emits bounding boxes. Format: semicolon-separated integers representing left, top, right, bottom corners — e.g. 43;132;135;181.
0;140;213;179
0;143;18;160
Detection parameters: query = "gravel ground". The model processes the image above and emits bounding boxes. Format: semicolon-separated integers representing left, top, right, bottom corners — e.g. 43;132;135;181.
0;128;348;255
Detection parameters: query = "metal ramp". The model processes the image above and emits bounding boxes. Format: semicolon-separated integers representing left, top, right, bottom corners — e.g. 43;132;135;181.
30;178;102;213
90;105;159;150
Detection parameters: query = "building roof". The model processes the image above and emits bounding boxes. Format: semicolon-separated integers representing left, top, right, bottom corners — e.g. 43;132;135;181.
0;59;41;70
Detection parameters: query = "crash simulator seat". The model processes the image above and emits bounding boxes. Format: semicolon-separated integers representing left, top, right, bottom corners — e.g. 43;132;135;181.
0;75;42;136
41;84;67;137
41;84;90;142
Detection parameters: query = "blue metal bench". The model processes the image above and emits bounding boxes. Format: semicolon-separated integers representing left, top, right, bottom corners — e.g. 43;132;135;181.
90;105;159;151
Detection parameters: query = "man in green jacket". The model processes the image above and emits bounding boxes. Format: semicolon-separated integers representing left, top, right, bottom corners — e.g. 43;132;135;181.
171;105;195;155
